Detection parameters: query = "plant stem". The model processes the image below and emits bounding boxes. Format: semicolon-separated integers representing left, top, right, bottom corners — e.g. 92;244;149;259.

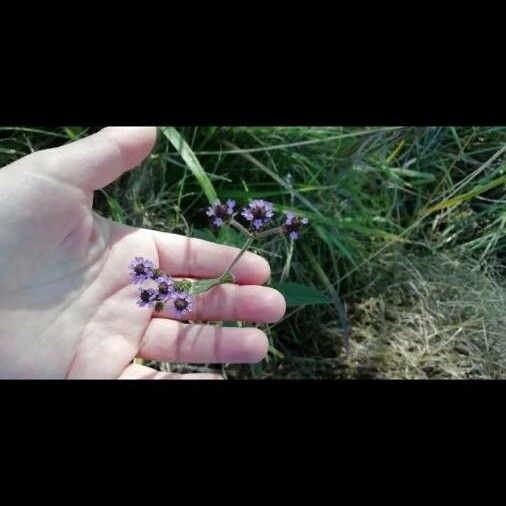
231;219;253;238
231;219;282;240
220;236;254;281
192;272;234;294
255;226;283;239
280;238;295;281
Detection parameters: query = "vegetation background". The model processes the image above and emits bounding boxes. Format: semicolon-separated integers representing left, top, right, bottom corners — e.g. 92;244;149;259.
1;126;505;379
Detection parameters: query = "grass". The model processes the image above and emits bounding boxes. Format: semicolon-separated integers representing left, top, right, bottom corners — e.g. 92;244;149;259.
1;126;506;378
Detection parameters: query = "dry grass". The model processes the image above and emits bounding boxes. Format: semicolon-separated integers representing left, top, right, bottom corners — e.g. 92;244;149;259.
342;252;506;378
259;251;506;379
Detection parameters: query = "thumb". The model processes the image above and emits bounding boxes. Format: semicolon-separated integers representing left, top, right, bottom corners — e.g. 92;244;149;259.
32;127;157;191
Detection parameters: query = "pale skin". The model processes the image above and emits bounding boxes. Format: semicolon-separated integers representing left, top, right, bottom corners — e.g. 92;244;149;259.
0;127;286;379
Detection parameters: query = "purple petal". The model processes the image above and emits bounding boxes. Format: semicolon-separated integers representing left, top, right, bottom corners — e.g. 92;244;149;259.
242;209;253;221
226;199;236;215
253;219;264;230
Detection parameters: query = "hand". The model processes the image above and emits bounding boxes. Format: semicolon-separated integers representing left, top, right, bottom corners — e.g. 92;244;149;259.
0;127;286;379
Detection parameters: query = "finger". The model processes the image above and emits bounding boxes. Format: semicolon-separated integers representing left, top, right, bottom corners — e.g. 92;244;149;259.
139;319;269;363
119;363;223;379
32;127;157;191
157;283;286;323
151;229;271;285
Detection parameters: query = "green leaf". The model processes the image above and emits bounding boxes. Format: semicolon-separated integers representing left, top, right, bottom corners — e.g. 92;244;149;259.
161;127;218;204
270;281;332;306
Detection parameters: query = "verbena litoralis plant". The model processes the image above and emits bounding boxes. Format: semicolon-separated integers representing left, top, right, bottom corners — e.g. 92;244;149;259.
128;198;308;315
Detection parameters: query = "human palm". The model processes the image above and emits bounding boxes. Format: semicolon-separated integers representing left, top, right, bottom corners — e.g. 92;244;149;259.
0;127;285;379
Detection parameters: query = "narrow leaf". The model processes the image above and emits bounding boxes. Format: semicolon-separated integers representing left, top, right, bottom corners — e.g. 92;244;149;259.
161;127;218;204
270;281;333;306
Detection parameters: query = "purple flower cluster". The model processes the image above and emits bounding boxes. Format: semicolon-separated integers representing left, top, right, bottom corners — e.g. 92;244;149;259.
128;257;193;316
204;196;309;239
282;212;309;240
206;199;236;228
241;199;275;231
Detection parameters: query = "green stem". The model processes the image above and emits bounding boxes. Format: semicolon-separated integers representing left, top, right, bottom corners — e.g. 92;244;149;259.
192;273;233;295
254;226;283;239
192;222;281;295
231;219;253;238
220;236;254;281
280;238;295;281
192;235;254;295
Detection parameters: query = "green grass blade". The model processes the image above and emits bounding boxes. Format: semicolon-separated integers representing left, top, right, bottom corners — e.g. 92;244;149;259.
222;140;323;216
0;127;68;138
195;127;402;155
301;242;351;351
426;166;506;214
161;127;218;204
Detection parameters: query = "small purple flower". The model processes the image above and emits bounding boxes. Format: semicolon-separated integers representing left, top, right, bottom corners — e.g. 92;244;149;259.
241;199;275;231
205;199;236;228
136;288;156;308
155;274;174;301
282;212;309;240
129;257;155;284
171;292;194;316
